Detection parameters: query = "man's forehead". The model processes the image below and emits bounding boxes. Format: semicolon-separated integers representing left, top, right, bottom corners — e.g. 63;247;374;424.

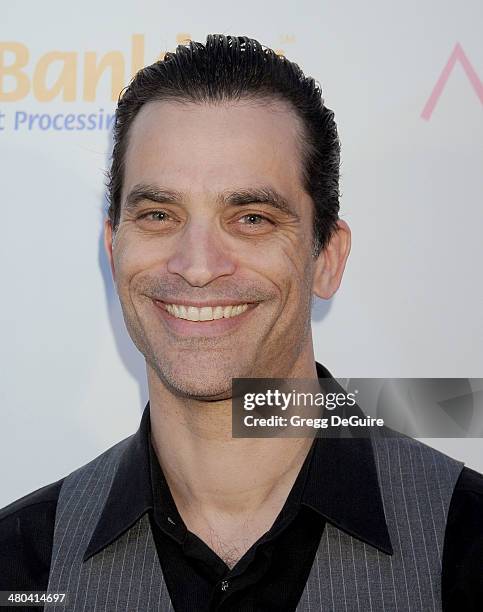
130;96;303;133
125;98;304;162
122;98;308;205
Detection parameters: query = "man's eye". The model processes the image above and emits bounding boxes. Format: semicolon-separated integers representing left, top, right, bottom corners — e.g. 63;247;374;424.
139;210;170;222
238;214;272;226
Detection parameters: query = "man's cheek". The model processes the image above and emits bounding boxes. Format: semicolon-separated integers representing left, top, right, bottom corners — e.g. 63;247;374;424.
114;247;147;280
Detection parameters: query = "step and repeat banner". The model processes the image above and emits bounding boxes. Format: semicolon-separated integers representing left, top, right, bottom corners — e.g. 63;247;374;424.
1;1;482;506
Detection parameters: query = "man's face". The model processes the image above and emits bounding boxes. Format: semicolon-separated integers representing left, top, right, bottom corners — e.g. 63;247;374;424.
106;99;324;399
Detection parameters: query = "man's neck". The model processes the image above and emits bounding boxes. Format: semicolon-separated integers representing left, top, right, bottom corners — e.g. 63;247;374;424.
147;353;319;522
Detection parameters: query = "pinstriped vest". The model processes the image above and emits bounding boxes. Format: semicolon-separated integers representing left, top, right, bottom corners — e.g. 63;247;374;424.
45;433;463;611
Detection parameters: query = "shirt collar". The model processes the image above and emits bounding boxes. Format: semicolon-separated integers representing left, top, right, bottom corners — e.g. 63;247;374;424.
302;362;393;555
84;406;153;560
84;361;392;560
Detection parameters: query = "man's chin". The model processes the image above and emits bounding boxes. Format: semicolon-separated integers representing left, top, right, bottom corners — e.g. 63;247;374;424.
149;357;242;401
161;372;234;401
145;346;257;400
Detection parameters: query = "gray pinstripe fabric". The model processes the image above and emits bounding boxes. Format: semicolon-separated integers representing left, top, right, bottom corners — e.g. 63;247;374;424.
295;435;463;611
45;432;463;611
45;437;173;612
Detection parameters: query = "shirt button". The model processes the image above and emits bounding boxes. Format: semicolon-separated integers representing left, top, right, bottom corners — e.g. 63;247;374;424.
220;580;229;591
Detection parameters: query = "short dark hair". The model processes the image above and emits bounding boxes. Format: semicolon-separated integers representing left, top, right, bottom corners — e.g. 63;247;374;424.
107;34;340;254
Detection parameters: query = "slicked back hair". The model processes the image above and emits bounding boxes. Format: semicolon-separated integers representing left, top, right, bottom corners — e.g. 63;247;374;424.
107;34;341;255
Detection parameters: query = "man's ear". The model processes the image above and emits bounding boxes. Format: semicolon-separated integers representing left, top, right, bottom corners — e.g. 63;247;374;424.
312;219;351;299
103;218;116;282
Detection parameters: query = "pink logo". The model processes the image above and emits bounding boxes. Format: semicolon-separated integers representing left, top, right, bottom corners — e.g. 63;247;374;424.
421;43;483;120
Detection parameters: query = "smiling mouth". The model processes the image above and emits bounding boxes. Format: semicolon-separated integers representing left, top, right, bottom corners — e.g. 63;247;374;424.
158;302;251;322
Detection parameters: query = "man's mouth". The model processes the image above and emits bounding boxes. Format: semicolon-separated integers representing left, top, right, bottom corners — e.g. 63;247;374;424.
162;303;250;322
152;299;258;337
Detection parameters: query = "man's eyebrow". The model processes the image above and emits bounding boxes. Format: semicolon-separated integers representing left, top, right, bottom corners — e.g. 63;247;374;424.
124;184;183;213
219;187;300;219
123;184;300;219
123;183;182;212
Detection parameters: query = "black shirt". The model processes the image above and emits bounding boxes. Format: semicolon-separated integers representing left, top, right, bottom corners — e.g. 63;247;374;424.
1;364;482;610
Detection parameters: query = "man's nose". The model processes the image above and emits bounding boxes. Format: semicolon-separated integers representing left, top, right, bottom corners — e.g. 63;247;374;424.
166;222;236;287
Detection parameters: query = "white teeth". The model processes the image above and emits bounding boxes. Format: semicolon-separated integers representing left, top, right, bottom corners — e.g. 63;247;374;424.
163;303;249;321
199;307;212;321
187;306;200;321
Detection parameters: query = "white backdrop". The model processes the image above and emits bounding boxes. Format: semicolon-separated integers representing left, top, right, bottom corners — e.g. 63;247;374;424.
1;1;482;508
